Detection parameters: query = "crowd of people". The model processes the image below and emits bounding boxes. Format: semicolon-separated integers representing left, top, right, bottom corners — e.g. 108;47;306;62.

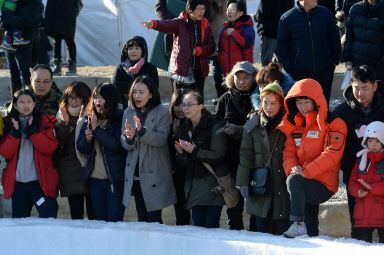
1;0;384;244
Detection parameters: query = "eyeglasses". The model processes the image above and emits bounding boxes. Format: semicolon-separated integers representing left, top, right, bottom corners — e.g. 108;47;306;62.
181;103;199;108
195;7;206;12
68;96;82;102
33;79;52;86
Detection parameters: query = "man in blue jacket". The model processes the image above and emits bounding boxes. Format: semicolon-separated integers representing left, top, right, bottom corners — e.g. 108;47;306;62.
343;0;384;82
276;0;341;104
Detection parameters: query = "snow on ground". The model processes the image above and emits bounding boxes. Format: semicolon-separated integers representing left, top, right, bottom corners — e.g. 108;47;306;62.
0;218;382;255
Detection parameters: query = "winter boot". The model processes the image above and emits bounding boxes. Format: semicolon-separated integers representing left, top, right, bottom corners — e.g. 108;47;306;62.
0;34;16;53
52;59;62;76
66;59;77;76
283;221;307;238
12;31;30;46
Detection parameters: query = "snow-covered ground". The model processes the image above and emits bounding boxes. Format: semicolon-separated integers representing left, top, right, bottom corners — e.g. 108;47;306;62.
0;218;382;255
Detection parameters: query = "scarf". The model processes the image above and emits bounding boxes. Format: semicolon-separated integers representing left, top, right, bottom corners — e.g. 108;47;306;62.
122;57;145;76
67;105;81;117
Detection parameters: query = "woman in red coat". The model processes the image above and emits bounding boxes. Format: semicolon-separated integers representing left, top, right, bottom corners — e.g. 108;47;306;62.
349;121;384;243
218;0;255;76
0;89;58;218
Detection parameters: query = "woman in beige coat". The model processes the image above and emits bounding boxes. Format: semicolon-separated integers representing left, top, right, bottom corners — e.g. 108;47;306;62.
121;76;176;223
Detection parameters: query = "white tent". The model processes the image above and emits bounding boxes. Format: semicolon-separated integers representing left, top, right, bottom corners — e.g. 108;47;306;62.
75;0;260;66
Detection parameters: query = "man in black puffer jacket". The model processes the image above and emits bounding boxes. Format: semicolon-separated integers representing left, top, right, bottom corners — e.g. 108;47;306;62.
333;65;384;239
343;0;384;81
276;0;340;104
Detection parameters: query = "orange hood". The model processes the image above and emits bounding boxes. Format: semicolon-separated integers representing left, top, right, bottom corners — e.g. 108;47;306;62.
280;79;328;133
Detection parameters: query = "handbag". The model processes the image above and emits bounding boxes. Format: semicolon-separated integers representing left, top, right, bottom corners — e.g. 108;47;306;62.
188;131;239;208
250;131;280;196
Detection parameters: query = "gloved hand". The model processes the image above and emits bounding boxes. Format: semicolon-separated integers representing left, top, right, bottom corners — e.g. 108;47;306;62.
25;117;39;137
216;123;242;136
9;124;21;138
239;186;249;199
211;185;225;195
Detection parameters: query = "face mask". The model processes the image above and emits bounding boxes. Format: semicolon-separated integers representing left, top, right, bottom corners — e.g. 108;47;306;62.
67;105;82;116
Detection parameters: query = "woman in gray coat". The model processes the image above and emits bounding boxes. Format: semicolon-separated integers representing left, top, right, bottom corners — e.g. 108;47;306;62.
121;76;176;223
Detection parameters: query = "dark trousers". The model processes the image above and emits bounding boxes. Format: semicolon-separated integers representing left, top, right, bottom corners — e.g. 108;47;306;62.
355;227;384;243
173;71;205;100
346;187;357;238
254;204;291;235
12;181;56;218
210;56;227;98
290;65;335;104
286;174;333;236
255;216;291;235
89;179;125;222
132;180;163;223
68;193;96;220
30;28;51;68
6;42;33;94
173;173;191;225
53;36;76;61
227;196;244;230
191;205;222;228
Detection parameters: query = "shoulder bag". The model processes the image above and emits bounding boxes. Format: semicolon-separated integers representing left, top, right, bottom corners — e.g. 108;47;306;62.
250;131;280;196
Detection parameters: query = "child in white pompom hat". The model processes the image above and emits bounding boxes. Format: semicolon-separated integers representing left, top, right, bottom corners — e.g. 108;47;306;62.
349;121;384;243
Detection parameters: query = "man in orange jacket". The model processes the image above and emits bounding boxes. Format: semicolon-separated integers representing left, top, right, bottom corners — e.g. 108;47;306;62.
278;79;347;238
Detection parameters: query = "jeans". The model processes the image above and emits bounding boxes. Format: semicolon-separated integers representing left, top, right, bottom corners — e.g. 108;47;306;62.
68;193;96;220
53;36;76;61
12;181;56;218
132;180;163;223
286;174;333;236
6;42;33;94
260;36;277;67
191;205;222;228
89;179;125;222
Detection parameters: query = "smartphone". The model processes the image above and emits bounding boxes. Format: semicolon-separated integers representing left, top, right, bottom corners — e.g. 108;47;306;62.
179;139;189;145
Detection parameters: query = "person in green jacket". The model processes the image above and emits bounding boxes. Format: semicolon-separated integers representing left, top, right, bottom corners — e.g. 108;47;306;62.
236;81;291;235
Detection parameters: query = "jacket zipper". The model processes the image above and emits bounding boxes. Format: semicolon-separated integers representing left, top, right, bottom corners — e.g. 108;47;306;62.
101;146;114;193
307;14;316;72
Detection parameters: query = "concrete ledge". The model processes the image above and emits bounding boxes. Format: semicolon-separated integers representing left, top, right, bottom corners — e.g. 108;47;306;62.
0;193;351;237
0;72;345;106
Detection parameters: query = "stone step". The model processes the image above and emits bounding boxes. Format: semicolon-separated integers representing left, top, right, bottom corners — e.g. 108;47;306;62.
0;71;346;106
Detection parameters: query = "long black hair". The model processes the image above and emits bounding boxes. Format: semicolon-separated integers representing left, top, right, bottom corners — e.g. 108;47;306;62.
8;89;42;131
87;83;121;120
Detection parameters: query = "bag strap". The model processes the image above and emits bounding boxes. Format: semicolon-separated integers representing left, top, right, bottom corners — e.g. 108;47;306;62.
187;130;218;178
228;91;247;121
265;130;280;168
